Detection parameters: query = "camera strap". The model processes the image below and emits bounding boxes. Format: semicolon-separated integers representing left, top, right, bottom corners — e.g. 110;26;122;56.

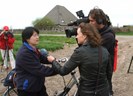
94;46;102;96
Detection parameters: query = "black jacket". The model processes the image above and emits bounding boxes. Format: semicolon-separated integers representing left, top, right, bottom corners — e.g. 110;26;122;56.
99;25;115;63
15;43;56;92
99;25;116;95
52;42;112;95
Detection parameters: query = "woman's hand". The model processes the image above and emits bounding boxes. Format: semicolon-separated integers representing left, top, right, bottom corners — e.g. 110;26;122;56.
47;55;56;63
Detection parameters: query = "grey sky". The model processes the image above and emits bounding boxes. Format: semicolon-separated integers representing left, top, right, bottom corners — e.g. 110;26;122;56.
0;0;132;29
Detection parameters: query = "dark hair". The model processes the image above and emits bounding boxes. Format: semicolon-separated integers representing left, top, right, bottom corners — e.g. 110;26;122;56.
88;7;111;25
78;23;102;47
22;27;39;43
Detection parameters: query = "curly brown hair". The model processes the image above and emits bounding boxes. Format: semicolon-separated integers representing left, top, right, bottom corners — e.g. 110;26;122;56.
78;22;102;47
88;8;109;25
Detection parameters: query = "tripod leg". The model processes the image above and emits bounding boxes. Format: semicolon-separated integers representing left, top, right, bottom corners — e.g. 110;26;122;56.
4;49;8;69
127;56;133;73
1;49;9;69
1;49;6;71
0;49;3;72
9;49;15;69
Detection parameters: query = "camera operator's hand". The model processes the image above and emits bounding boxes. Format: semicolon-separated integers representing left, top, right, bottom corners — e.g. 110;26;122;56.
0;30;5;36
2;30;5;33
47;55;56;63
4;35;8;40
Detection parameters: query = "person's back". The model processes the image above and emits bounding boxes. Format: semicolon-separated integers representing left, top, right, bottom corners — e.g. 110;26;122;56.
88;7;115;95
75;42;111;96
47;23;111;96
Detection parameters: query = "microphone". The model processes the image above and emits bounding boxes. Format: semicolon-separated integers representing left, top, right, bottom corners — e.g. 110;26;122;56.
40;48;48;57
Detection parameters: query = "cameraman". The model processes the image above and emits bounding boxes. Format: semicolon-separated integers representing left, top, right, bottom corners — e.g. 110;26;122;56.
0;26;15;69
88;7;116;96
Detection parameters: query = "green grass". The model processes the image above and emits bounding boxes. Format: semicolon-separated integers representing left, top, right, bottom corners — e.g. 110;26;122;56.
116;32;133;35
1;31;133;61
0;35;76;61
38;36;76;51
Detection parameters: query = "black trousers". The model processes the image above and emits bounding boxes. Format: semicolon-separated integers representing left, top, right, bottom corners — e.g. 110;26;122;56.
17;86;48;96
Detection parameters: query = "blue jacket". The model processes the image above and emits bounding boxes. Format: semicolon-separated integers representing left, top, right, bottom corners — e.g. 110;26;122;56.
15;43;56;92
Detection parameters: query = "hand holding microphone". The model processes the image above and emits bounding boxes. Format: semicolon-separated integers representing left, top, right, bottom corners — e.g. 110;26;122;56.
40;48;56;63
47;55;56;63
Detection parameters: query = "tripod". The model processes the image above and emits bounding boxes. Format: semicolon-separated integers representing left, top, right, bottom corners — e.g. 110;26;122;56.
1;36;9;72
127;56;133;73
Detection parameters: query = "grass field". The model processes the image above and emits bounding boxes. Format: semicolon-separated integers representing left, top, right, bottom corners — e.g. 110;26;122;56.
0;31;133;61
116;31;133;35
0;35;77;61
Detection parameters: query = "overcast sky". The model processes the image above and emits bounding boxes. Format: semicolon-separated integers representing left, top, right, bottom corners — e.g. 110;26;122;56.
0;0;132;29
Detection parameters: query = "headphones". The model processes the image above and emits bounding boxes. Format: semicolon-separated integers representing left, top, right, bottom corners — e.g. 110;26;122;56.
95;8;105;24
89;7;109;25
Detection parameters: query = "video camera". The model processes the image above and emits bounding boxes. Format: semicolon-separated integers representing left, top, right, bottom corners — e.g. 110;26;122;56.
65;10;89;38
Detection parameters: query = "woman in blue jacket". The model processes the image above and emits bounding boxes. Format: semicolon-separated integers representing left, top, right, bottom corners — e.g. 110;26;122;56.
15;27;56;96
